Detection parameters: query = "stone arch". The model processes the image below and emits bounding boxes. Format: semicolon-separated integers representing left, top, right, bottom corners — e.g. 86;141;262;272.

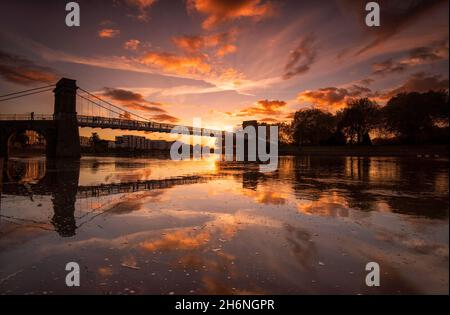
1;126;57;158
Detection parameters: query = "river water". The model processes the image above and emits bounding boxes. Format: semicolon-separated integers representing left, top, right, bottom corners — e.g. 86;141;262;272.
0;156;448;294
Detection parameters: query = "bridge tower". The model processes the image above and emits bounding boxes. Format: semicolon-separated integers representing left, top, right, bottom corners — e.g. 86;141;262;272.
53;78;81;158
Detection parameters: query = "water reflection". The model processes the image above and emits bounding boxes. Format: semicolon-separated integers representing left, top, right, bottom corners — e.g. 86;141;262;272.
0;156;448;294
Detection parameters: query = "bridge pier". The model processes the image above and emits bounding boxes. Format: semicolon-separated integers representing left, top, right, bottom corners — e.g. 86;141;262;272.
53;78;81;158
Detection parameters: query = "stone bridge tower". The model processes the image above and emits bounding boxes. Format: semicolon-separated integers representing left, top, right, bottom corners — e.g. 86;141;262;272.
53;78;81;158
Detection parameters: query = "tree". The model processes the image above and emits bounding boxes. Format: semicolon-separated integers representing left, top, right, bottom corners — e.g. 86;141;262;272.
277;122;294;145
383;91;449;144
292;109;336;145
90;132;101;146
338;98;381;145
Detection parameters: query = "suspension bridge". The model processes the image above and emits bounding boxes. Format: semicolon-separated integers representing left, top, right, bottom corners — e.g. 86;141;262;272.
0;78;237;159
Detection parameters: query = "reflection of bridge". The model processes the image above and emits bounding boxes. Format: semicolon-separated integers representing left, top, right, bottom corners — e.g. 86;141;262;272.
3;174;213;199
1;159;217;237
0;78;232;159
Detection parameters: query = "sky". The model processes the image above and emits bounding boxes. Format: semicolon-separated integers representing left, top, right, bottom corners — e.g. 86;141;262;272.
0;0;448;140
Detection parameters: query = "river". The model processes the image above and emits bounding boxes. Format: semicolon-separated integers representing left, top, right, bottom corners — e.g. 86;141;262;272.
0;156;448;294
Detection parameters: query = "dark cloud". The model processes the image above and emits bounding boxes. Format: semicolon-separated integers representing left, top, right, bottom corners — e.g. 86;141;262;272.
372;59;406;76
102;87;166;113
381;72;449;99
283;34;317;80
124;0;158;21
407;40;449;63
359;78;375;86
370;40;448;77
341;0;448;55
0;50;58;86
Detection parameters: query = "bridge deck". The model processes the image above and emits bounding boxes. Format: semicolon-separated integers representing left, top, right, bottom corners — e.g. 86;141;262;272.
0;114;226;137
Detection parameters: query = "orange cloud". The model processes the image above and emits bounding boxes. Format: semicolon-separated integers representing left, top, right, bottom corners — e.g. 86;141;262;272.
172;29;238;57
140;52;211;75
216;44;237;57
98;28;121;39
187;0;274;29
125;0;157;21
0;50;58;86
124;39;141;50
151;113;180;123
141;230;209;251
226;99;287;120
297;85;375;111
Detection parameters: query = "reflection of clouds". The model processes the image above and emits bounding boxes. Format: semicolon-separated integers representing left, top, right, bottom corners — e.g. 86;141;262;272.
376;231;449;258
97;266;114;277
141;230;210;251
434;173;449;194
243;189;286;205
284;224;317;270
297;192;350;218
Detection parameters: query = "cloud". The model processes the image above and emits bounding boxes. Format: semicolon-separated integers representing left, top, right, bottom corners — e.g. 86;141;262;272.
172;29;238;57
404;40;449;65
260;117;278;123
372;59;406;76
283;34;317;80
140;51;212;75
124;39;141;51
187;0;274;30
125;0;158;21
381;72;449;99
226;99;287;119
101;87;166;113
345;0;448;55
98;28;121;39
151;113;180;123
0;50;58;86
14;35;272;96
297;85;375;111
370;39;448;76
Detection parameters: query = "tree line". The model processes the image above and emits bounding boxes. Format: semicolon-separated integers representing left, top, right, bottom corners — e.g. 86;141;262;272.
278;90;449;146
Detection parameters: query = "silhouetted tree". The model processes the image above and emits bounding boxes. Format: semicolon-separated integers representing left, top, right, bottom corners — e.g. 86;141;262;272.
90;132;101;146
383;91;449;144
292;109;336;145
277;122;294;145
337;98;381;145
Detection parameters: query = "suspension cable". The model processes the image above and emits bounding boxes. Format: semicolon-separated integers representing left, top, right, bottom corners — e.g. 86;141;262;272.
77;87;153;122
76;93;129;118
0;88;55;103
0;84;55;98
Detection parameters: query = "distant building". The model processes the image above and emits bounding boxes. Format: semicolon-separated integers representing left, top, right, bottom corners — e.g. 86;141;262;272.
80;136;91;147
107;140;116;149
115;135;174;151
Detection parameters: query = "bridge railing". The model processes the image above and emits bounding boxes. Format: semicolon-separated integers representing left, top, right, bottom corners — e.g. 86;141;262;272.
0;114;54;121
76;115;225;136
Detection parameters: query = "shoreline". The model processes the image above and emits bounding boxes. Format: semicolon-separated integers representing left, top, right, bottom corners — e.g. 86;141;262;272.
280;144;449;157
6;144;449;159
